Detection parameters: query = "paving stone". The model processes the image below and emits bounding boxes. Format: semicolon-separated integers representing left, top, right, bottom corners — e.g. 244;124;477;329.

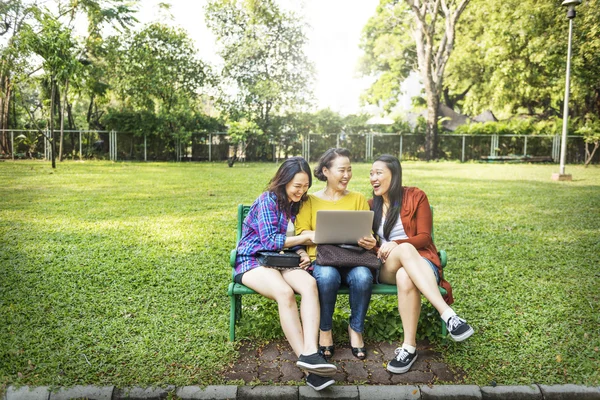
367;364;392;384
279;349;297;362
280;361;304;382
359;385;420;400
258;369;282;382
333;347;356;361
50;386;114;400
421;385;482;400
299;385;359;400
377;342;400;360
480;385;542;400
237;386;297;400
343;362;369;383
6;386;50;400
410;358;429;371
113;386;175;400
228;360;257;373
258;360;282;381
539;384;600;400
259;343;280;361
430;361;456;381
368;345;385;362
390;371;435;384
237;343;259;360
175;386;237;400
222;370;255;382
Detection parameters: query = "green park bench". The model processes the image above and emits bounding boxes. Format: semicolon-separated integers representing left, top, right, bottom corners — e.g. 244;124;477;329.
228;204;448;341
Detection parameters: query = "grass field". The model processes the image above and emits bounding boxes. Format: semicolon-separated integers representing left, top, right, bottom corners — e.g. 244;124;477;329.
1;160;599;389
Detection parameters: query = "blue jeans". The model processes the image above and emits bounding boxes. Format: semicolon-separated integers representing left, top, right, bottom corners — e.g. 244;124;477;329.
312;264;373;333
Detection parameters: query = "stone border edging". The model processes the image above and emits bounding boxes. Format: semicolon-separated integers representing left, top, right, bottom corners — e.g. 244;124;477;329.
4;384;600;400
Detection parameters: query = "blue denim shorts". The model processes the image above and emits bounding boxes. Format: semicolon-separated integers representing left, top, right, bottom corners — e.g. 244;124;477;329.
376;257;440;284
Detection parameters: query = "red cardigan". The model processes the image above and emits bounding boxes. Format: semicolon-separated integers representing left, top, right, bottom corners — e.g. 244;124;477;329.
369;187;454;305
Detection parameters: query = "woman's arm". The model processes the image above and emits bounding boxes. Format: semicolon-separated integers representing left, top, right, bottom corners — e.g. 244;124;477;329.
393;192;433;250
254;194;288;250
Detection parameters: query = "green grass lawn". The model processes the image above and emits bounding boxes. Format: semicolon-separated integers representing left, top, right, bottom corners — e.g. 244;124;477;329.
1;160;599;388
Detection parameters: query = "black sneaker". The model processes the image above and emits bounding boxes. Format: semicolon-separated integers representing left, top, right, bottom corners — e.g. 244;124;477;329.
296;352;337;376
386;347;418;374
447;315;474;341
306;373;335;391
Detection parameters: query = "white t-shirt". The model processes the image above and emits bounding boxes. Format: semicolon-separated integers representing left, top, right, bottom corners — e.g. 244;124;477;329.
286;220;295;237
377;215;408;244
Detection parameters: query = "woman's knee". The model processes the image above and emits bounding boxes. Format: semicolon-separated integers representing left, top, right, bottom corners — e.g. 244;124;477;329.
348;267;374;292
273;285;296;304
313;265;341;290
391;242;418;261
396;268;417;294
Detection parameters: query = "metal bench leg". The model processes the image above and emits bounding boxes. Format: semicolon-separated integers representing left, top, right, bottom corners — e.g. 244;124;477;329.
229;293;237;341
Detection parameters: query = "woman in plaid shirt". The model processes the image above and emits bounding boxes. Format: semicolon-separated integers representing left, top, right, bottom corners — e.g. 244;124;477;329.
234;157;338;391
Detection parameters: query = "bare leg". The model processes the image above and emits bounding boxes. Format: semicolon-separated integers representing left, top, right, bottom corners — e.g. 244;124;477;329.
395;268;421;347
282;269;320;356
381;243;450;315
242;267;306;357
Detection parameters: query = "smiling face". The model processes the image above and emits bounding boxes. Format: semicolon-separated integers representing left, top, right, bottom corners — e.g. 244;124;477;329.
370;161;392;199
285;172;310;203
323;156;352;191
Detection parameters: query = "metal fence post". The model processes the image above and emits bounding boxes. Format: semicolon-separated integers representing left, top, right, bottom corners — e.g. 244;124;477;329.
523;136;528;156
11;130;14;160
462;135;466;163
209;133;212;162
399;135;403;161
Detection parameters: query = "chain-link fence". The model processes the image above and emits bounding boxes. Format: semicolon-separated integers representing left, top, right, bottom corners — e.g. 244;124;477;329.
1;129;597;164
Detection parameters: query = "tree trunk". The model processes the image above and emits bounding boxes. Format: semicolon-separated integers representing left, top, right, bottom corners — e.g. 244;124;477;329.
425;91;439;160
584;141;599;167
0;74;10;154
59;79;69;161
405;0;470;160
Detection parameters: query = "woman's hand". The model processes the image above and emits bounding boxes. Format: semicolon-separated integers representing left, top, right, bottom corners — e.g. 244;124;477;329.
300;231;315;245
358;235;377;251
377;241;398;263
297;251;312;269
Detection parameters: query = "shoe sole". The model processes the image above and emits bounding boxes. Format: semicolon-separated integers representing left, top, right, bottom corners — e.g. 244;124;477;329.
450;326;474;342
307;377;335;391
386;354;418;374
296;361;337;377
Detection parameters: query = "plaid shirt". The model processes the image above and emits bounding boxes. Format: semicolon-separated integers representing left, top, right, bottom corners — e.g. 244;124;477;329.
234;191;293;276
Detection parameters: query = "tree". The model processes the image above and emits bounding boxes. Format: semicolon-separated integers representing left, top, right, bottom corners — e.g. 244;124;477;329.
361;0;470;160
0;0;34;155
104;22;211;153
443;0;600;120
22;8;80;168
206;0;314;160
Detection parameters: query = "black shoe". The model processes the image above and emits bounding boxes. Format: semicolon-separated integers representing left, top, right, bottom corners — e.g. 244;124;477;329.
306;373;335;391
387;347;418;374
296;352;337;377
447;315;474;342
318;345;335;360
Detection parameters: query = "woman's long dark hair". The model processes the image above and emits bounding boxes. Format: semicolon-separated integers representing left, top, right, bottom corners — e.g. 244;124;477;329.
267;156;312;217
372;154;403;240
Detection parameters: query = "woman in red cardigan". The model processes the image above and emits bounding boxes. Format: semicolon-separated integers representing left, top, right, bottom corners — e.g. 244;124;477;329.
368;154;473;375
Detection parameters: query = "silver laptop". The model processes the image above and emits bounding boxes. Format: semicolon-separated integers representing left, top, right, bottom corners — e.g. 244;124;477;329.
313;210;374;244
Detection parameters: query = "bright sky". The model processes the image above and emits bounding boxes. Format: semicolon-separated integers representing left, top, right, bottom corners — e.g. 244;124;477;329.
135;0;419;116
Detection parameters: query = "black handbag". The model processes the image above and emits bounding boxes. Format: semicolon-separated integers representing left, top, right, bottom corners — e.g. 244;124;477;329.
257;250;300;269
315;244;381;270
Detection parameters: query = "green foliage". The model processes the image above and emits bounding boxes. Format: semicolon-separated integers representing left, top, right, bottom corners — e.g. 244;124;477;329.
446;0;600;119
206;0;314;137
